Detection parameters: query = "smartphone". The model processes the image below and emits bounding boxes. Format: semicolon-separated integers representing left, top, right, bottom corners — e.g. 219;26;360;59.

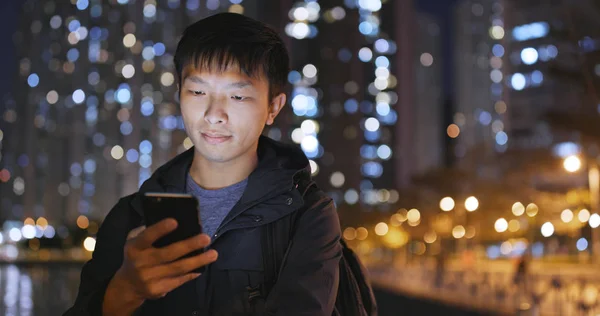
142;192;205;273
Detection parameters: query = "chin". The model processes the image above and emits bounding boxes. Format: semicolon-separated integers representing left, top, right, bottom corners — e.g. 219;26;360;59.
195;147;235;163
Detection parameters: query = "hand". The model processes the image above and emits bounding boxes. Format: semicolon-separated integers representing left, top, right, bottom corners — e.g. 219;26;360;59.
104;218;217;312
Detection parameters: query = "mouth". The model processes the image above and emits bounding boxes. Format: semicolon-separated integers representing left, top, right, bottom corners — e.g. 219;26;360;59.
201;133;232;145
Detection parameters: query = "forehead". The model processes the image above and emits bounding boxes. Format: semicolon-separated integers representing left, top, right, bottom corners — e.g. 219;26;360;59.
182;61;268;87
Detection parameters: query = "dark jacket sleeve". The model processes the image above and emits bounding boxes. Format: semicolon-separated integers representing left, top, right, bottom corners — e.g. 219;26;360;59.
265;193;342;316
63;195;141;316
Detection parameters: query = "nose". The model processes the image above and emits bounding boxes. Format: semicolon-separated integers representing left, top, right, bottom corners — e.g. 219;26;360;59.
204;96;228;125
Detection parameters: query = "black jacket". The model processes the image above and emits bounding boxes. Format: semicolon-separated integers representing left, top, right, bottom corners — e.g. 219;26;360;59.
64;136;342;316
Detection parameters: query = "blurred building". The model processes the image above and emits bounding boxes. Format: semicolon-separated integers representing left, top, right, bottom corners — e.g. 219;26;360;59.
413;13;444;176
0;0;448;228
501;0;564;149
279;0;445;210
0;0;259;226
453;0;508;165
276;0;410;210
500;0;600;150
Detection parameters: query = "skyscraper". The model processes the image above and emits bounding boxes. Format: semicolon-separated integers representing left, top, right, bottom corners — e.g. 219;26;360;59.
0;0;254;226
279;0;404;210
413;12;444;176
453;0;508;165
1;0;435;229
501;0;594;150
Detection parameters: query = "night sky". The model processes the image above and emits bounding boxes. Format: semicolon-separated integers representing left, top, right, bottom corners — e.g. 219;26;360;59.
0;0;459;105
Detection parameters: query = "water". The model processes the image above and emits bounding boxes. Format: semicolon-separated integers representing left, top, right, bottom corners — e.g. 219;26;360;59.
0;263;486;316
0;263;83;316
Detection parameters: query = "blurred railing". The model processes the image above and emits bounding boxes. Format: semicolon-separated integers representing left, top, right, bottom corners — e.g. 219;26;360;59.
0;249;599;315
367;257;600;316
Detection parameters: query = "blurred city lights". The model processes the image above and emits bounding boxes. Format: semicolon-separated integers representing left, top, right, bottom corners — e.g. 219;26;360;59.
541;222;554;237
561;209;574;223
494;218;508;233
375;222;389;236
465;196;479;212
500;241;512;256
526;203;539;217
447;124;460;138
423;231;437;244
589;213;600;228
111;145;124;160
343;227;357;241
511;73;526;90
309;160;319;176
356;227;368;240
465;226;476;239
77;215;90;229
390;213;405;227
439;197;455;211
512;202;525;216
21;225;36;239
508;219;520;232
512;22;549;42
9;228;22;242
577;238;588;251
330;172;345;188
407;209;421;223
83;237;96;252
452;225;466;239
489;25;505;40
520;47;539;65
578;209;591;223
563;155;582;173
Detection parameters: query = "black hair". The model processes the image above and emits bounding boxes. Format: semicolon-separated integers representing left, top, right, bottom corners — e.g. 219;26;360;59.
174;12;290;101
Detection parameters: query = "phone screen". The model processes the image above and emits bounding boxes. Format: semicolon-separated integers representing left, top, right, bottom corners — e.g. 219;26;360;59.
142;193;205;273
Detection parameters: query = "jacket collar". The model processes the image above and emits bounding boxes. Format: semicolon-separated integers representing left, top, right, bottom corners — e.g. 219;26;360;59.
131;135;312;217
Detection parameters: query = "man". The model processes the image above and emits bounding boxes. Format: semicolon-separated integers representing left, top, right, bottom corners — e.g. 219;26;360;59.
65;12;342;316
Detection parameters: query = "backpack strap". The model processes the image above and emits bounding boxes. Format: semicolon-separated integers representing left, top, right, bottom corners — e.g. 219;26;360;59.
260;179;318;298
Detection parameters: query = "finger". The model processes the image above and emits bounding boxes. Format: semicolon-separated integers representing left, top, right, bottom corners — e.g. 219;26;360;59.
146;250;218;279
146;273;201;299
127;225;147;240
133;218;177;249
151;234;211;264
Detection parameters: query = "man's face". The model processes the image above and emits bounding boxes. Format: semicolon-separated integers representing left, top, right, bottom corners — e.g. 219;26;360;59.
179;66;285;164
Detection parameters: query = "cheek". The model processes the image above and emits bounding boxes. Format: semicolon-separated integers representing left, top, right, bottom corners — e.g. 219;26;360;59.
180;104;203;128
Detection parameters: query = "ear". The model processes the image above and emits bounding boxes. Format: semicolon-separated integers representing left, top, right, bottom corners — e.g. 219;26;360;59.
266;93;286;126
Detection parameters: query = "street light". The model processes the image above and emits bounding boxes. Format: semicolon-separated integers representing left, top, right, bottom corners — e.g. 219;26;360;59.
564;155;582;173
562;155;600;261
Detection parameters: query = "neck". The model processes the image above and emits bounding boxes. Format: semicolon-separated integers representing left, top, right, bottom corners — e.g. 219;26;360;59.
189;147;258;190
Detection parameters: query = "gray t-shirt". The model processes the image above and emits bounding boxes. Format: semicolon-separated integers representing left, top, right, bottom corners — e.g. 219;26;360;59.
185;173;248;240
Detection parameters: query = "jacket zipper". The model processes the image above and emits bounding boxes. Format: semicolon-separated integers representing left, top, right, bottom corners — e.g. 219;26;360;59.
209;186;294;245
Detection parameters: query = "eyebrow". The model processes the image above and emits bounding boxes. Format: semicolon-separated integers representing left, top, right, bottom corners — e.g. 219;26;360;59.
184;75;253;89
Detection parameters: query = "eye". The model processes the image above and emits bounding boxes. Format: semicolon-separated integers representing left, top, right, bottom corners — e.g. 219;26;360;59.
190;90;205;96
231;95;248;101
